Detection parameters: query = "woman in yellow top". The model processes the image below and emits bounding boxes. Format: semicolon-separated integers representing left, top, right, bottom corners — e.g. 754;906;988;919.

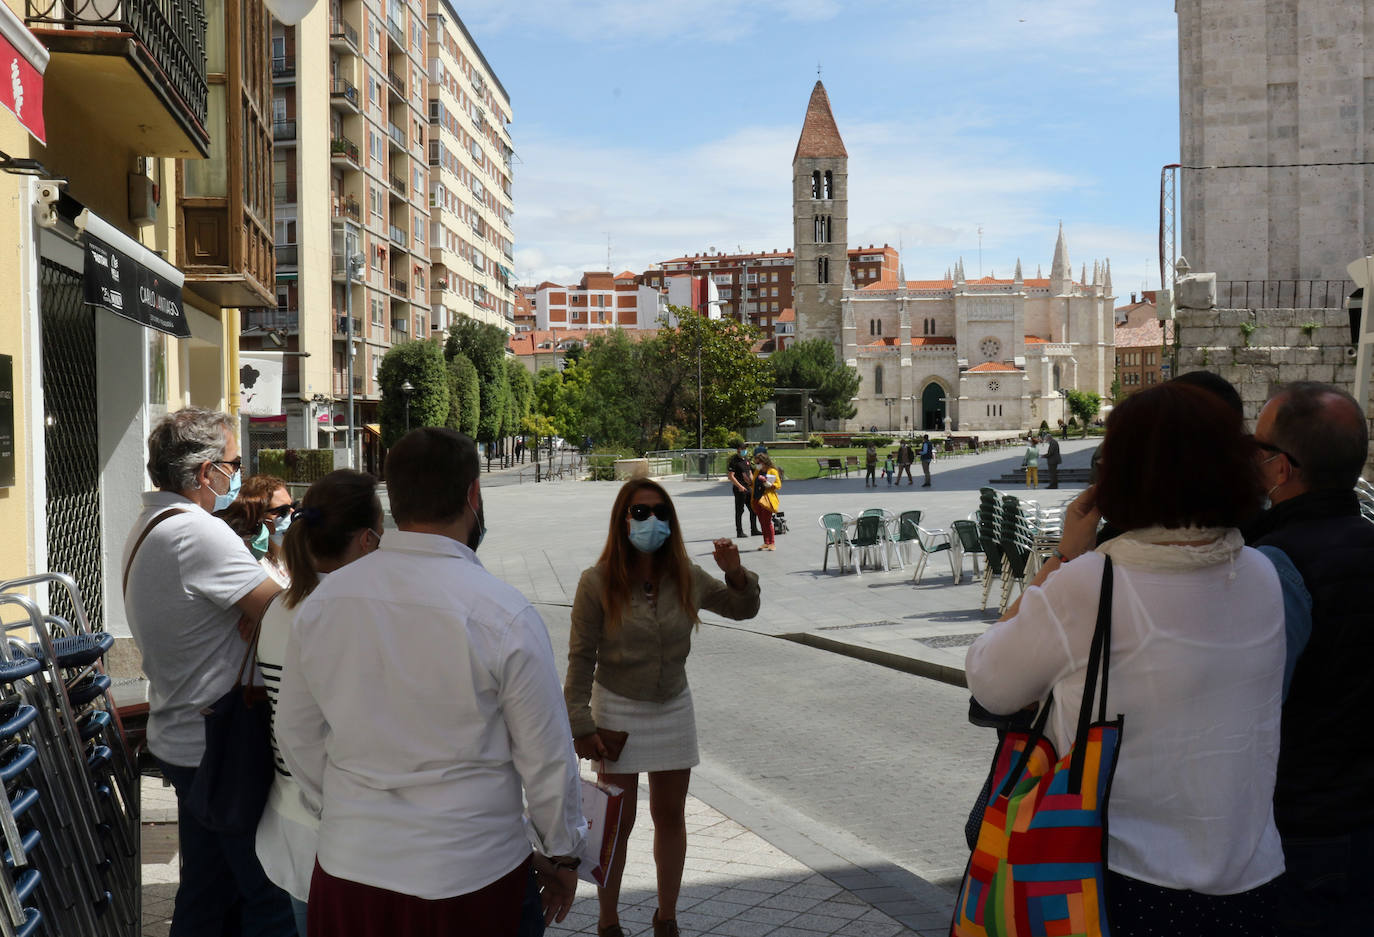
751;452;782;551
565;478;761;937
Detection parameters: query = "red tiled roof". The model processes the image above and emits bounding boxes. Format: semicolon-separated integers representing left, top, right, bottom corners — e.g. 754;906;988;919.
1115;318;1168;349
911;336;955;346
966;361;1021;373
614;270;637;280
794;80;847;161
534;281;562;291
1024;335;1047;344
860;276;1070;292
776;307;795;322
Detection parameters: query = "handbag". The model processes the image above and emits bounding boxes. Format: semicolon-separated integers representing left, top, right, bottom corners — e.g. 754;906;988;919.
186;601;277;835
575;778;626;886
952;557;1122;937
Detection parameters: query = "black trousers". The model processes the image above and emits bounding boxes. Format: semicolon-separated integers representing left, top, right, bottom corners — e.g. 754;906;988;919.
1047;462;1059;488
734;490;758;535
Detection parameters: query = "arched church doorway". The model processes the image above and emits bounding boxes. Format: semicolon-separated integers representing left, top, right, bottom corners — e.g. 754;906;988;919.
921;382;947;431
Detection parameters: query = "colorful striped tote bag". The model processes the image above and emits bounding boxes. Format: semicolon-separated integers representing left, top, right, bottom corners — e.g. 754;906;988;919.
952;557;1123;937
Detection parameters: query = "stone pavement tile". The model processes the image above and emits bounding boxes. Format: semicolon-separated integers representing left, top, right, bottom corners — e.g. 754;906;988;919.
710;919;782;937
735;904;804;927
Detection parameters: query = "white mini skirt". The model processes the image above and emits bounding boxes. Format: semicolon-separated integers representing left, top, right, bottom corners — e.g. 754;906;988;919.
589;682;699;775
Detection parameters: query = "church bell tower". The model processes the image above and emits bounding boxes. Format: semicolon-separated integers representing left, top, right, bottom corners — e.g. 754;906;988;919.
792;81;849;350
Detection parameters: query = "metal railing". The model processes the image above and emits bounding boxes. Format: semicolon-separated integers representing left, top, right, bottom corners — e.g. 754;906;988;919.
330;135;360;164
335;315;361;335
385;15;403;45
328;18;357;50
387;70;405;95
390;276;408;295
332;194;360;220
243;309;296;330
272;119;296;141
387;122;406;147
389;225;407;247
390;174;406;195
273;180;297;202
272;55;295;78
26;0;208;125
1217;279;1354;310
330;78;358;107
275;243;298;266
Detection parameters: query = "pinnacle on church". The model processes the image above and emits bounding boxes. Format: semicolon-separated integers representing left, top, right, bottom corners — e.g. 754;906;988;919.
1103;258;1113;294
1014;258;1023;281
1092;260;1100;286
1037;264;1043;278
1049;222;1070;289
1080;263;1087;285
842;262;855;291
944;266;951;280
897;263;906;288
793;81;848;161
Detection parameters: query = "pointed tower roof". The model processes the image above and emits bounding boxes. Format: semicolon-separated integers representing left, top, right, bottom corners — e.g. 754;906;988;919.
1092;259;1101;285
793;81;848;161
1014;258;1023;282
1080;263;1087;285
842;261;855;291
1103;259;1113;294
1050;222;1070;286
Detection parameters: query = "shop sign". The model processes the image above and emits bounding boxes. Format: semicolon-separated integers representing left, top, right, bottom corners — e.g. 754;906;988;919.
0;354;13;488
81;226;190;338
0;4;47;145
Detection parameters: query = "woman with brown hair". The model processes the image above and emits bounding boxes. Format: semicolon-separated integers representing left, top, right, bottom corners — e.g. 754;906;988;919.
255;469;383;936
965;382;1286;934
751;453;782;551
565;478;761;937
238;473;295;585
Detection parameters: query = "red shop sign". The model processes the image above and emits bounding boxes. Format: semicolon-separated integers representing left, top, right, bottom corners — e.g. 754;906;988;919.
0;4;47;145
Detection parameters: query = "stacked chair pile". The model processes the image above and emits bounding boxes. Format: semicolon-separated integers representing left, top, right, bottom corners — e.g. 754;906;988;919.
0;574;140;937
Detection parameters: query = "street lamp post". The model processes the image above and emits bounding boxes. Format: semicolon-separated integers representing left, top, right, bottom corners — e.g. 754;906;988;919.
401;379;414;432
701;299;731;450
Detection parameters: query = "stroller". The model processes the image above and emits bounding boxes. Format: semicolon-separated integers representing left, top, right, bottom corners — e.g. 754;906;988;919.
771;511;788;535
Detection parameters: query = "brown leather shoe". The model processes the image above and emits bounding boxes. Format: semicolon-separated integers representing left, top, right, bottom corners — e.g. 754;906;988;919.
652;910;680;937
597;926;625;937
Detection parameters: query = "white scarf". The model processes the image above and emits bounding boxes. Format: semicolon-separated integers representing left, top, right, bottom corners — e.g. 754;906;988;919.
1096;525;1245;572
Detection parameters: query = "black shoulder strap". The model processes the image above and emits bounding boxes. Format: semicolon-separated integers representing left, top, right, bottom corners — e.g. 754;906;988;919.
122;507;186;597
1068;556;1114;793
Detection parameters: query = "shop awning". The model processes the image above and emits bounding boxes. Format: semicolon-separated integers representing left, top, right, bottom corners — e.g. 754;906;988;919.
0;3;48;145
77;209;189;338
363;423;381;437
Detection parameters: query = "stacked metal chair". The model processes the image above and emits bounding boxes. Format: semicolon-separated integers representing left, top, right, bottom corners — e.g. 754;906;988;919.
976;488;1007;611
996;495;1038;614
0;574;140;937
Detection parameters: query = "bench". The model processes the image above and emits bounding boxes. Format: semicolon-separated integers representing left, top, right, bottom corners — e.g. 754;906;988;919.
815;457;835;477
844;455;859;475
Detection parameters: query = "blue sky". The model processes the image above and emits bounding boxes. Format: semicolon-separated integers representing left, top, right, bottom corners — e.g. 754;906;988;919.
457;0;1179;298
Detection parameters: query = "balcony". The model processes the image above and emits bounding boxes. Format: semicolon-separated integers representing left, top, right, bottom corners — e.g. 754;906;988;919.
385;16;404;47
334;316;362;337
275;243;298;267
26;0;210;156
330;78;359;113
389;225;408;248
274;181;297;203
391;317;408;335
330;135;360;168
387;122;406;150
390;276;408;297
243;309;297;331
332;194;361;221
388;70;405;96
328;18;358;52
272;119;296;141
389;174;406;197
272;56;295;80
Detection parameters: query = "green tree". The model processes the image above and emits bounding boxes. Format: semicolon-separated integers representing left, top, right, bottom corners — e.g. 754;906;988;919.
444;317;511;446
377;339;449;447
1064;389;1102;437
768;338;860;422
506;359;533;427
578;329;645;449
445;352;480;436
532;366;582;441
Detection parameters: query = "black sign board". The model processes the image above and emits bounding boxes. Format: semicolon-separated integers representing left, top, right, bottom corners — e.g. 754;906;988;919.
0;354;13;488
82;234;190;338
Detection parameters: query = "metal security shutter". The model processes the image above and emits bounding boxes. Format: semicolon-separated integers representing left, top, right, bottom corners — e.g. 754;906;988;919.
41;258;104;631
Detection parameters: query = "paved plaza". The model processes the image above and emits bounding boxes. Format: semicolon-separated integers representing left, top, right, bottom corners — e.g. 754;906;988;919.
137;439;1097;936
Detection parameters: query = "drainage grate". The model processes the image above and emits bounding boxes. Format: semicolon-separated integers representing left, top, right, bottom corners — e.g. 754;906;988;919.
814;620;902;632
916;633;984;649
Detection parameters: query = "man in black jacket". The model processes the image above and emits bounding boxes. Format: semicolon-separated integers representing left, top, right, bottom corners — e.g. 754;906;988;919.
1251;381;1374;935
1040;431;1061;488
727;443;758;538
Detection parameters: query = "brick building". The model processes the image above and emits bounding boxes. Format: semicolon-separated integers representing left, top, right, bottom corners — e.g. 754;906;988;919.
1113;292;1170;398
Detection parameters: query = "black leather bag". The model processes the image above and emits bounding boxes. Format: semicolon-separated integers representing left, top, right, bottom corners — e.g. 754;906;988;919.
187;605;276;835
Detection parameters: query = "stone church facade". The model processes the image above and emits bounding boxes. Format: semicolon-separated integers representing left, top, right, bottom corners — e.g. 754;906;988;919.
791;82;1116;432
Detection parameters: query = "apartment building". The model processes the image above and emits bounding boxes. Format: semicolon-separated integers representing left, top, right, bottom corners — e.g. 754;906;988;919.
650;245;899;343
259;0;509;472
532;271;666;331
426;0;515;334
1114;292;1170;398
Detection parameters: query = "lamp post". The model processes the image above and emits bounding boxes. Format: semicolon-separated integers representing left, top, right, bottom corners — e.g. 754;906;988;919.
343;235;364;470
400;379;414;432
702;299;731;449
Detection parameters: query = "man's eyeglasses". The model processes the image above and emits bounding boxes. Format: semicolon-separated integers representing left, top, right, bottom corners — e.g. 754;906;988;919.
628;503;671;522
269;502;299;518
213;458;243;472
1253;439;1301;468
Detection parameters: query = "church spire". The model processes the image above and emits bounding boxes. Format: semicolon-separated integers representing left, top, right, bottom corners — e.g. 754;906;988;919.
1014;258;1023;283
1103;258;1113;295
1049;221;1070;294
793;81;848;162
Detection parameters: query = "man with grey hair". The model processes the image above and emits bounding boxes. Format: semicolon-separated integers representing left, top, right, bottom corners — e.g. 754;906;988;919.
123;407;292;935
1250;381;1374;935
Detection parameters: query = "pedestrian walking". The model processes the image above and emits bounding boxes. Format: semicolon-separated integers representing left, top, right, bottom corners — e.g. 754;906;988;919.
1020;433;1040;489
919;435;934;487
1040;431;1061;489
882;453;895;486
751;454;782;551
122;408;294;936
726;442;758;538
864;441;878;487
276;428;585;937
565;479;761;937
967;382;1285;933
896;439;915;485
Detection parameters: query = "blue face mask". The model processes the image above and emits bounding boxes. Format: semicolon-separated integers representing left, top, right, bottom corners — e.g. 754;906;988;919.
249;523;270;560
270;512;291;546
213;467;241;513
628;517;671;553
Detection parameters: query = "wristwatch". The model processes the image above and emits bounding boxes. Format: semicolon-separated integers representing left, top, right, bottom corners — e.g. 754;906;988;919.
1051;548;1070;562
548;855;581;871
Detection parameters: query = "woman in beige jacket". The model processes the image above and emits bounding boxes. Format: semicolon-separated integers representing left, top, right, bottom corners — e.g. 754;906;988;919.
565;478;761;937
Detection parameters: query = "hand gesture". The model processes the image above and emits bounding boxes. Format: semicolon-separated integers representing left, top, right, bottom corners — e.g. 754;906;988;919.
1058;485;1102;561
531;854;578;924
712;538;741;574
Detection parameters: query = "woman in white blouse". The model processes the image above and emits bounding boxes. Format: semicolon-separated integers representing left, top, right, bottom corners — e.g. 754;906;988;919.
256;469;383;936
966;381;1285;935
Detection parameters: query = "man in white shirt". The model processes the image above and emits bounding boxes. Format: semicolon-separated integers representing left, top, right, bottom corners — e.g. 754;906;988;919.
277;427;585;936
123;407;293;936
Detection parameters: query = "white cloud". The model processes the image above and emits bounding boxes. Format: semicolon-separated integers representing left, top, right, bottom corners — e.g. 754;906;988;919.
453;0;843;44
